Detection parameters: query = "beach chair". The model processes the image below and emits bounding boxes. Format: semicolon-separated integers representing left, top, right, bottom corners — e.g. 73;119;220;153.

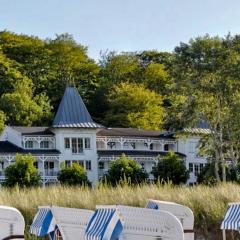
30;206;57;239
0;206;25;240
85;205;184;240
221;202;240;240
30;206;94;240
146;199;194;240
51;206;94;240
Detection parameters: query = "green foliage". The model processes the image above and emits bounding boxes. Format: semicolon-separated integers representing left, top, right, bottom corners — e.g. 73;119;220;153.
198;162;240;185
3;154;40;188
104;154;148;185
105;82;165;130
152;151;189;184
58;163;89;186
0;77;52;126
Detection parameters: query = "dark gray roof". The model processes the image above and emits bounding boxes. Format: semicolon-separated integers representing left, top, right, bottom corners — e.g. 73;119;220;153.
53;87;102;128
97;128;175;139
0;141;60;154
11;126;53;135
98;150;186;158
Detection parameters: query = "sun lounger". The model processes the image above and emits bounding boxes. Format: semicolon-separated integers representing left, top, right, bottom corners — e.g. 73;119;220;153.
86;205;184;240
146;199;194;240
0;206;25;240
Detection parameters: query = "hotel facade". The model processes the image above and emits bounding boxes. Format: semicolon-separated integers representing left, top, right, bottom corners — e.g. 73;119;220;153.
0;87;208;185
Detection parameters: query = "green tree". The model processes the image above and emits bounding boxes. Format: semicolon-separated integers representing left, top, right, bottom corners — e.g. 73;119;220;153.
171;35;240;182
58;163;89;186
0;77;52;126
3;154;40;188
143;62;171;94
152;151;189;184
0;110;6;132
105;82;165;130
104;154;148;186
46;33;100;109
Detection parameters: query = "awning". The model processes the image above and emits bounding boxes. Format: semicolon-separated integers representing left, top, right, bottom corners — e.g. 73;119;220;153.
85;208;123;240
221;203;240;231
30;207;56;237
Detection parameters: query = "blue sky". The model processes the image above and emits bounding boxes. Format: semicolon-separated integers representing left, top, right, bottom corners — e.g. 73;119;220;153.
1;0;240;60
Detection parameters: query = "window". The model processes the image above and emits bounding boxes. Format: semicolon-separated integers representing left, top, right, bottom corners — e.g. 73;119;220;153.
194;164;199;176
130;142;136;149
99;162;104;170
65;138;70;149
40;141;49;149
77;138;83;152
85;138;91;149
72;138;77;153
25;141;33;149
78;161;84;167
189;163;193;173
33;161;38;169
86;161;91;170
164;144;169;151
44;161;54;169
65;160;71;168
200;163;204;173
150;143;153;150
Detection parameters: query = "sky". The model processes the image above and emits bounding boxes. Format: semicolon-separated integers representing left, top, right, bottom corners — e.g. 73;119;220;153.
1;0;240;60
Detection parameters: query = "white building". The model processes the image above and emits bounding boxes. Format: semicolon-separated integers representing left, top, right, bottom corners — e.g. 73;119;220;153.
0;86;208;185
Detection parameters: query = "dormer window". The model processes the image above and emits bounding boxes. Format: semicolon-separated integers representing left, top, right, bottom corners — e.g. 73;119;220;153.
25;141;33;149
40;141;49;149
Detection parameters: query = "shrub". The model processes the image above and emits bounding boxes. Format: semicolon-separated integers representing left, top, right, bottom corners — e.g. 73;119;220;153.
104;154;149;185
198;162;240;185
152;151;189;184
3;154;40;188
58;163;89;186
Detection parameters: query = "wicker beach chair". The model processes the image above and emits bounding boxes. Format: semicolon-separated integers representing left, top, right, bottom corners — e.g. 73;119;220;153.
0;206;25;240
86;205;184;240
146;199;194;240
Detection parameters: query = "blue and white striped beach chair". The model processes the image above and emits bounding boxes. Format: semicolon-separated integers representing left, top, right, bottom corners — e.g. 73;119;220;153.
146;199;194;240
85;207;123;240
30;206;94;240
221;203;240;240
30;206;57;239
0;206;25;240
88;205;184;240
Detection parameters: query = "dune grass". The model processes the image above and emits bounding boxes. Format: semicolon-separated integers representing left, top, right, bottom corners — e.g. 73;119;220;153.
1;183;240;239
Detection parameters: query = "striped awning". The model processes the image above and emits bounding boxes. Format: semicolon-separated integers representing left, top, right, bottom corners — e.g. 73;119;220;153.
221;204;240;230
30;207;56;237
85;208;123;240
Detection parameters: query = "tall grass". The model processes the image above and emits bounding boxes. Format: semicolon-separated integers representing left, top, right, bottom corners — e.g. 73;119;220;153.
1;183;240;239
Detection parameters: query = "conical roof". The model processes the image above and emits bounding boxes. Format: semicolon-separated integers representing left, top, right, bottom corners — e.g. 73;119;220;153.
52;86;102;128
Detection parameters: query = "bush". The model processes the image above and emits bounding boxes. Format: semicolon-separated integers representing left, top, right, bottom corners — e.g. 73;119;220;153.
3;154;40;188
152;151;189;184
58;163;89;186
104;154;149;186
198;162;240;185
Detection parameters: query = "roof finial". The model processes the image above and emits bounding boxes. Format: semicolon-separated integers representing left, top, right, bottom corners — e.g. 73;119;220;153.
66;74;75;87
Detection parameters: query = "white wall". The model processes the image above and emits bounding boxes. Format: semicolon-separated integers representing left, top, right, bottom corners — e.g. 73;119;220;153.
52;128;98;184
177;135;207;184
